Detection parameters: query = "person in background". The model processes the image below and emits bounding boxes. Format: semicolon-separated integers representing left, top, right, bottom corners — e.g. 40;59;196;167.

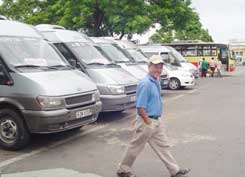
201;58;208;77
198;58;203;77
210;58;216;77
216;59;222;77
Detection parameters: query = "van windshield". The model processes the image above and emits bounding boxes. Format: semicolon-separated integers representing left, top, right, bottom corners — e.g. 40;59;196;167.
0;37;68;70
96;44;131;63
66;42;111;65
164;63;178;71
127;49;148;63
170;50;187;62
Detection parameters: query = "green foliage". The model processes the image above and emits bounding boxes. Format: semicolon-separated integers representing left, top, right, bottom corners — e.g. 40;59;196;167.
0;0;213;41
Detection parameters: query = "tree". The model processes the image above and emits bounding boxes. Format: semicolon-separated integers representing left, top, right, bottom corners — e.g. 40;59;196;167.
149;1;213;43
0;0;152;38
0;0;212;41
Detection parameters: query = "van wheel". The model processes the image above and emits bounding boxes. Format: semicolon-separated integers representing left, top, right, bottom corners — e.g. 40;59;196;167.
169;78;181;90
0;109;30;150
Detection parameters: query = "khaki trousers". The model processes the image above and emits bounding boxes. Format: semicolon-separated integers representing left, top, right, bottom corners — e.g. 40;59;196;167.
118;116;179;176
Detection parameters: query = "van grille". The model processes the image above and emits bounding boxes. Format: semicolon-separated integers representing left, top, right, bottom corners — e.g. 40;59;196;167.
125;85;137;94
160;74;168;79
65;94;93;105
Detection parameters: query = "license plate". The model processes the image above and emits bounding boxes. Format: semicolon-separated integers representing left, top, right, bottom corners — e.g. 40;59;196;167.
163;80;168;85
130;95;136;102
75;109;92;119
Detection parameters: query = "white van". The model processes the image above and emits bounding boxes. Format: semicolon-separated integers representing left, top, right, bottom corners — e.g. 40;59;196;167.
139;45;199;78
112;40;169;89
0;20;101;150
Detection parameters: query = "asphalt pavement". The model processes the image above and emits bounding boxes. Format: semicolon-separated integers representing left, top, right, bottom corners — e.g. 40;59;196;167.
1;66;245;177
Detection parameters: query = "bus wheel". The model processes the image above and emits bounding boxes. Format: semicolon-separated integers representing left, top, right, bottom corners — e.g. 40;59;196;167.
169;78;181;90
0;109;30;150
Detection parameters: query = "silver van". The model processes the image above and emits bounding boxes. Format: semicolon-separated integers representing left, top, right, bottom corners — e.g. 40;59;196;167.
90;37;148;81
0;20;101;150
36;25;139;112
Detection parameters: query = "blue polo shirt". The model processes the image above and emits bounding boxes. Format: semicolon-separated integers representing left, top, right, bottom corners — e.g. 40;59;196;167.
136;74;163;117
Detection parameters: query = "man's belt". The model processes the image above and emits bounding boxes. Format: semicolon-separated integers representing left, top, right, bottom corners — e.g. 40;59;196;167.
148;116;159;120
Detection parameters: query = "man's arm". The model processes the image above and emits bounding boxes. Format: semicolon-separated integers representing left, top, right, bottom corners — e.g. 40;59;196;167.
138;108;152;125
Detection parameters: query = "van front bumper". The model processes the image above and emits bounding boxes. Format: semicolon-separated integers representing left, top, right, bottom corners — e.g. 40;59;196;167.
160;78;169;89
22;101;102;134
100;94;136;112
180;77;195;87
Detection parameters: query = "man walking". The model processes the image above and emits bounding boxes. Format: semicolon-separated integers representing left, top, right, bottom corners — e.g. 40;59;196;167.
117;55;190;177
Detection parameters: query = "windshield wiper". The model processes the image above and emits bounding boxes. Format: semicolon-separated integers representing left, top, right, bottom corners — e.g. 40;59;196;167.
136;61;147;64
87;62;105;65
48;65;73;70
106;63;118;66
115;60;129;63
15;65;43;69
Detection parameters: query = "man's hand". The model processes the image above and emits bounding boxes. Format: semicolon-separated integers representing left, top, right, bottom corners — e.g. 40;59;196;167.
144;117;152;125
138;108;152;125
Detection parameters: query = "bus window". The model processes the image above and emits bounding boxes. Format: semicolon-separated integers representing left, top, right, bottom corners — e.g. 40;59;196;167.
220;48;228;58
186;46;197;56
203;46;211;56
219;48;228;64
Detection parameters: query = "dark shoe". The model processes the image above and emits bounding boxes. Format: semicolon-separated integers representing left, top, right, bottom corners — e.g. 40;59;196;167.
171;168;191;177
117;172;137;177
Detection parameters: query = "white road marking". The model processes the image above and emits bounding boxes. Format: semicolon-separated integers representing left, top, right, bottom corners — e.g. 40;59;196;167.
0;125;105;168
165;94;185;102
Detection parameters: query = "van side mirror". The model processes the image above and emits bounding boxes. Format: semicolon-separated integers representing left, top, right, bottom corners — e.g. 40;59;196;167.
0;64;14;86
69;59;77;67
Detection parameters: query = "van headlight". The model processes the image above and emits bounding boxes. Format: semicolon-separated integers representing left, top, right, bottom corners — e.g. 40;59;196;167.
107;85;125;94
92;90;100;101
37;96;65;110
98;85;125;95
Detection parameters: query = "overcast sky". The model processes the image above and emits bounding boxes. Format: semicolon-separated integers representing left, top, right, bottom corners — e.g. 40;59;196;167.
192;0;245;43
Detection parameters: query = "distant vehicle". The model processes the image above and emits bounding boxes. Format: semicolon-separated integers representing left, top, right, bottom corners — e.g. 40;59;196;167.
164;41;235;72
164;64;195;90
138;45;199;78
36;25;139;112
0;20;101;150
112;40;169;88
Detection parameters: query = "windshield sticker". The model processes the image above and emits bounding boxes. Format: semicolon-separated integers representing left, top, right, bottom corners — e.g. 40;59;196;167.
24;58;48;66
71;43;86;47
89;58;110;64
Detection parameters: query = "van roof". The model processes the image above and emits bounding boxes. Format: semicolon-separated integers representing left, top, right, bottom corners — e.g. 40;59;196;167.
90;37;114;44
0;20;41;38
35;24;66;31
138;45;170;53
113;40;137;49
36;26;92;43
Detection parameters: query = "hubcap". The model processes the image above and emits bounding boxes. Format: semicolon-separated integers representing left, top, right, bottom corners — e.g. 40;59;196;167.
0;119;17;144
170;79;179;89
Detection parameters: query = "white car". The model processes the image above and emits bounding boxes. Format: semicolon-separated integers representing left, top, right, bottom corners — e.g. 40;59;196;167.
164;64;195;90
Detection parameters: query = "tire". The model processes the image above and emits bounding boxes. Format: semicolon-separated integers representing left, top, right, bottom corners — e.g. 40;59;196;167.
169;78;181;90
0;108;30;150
